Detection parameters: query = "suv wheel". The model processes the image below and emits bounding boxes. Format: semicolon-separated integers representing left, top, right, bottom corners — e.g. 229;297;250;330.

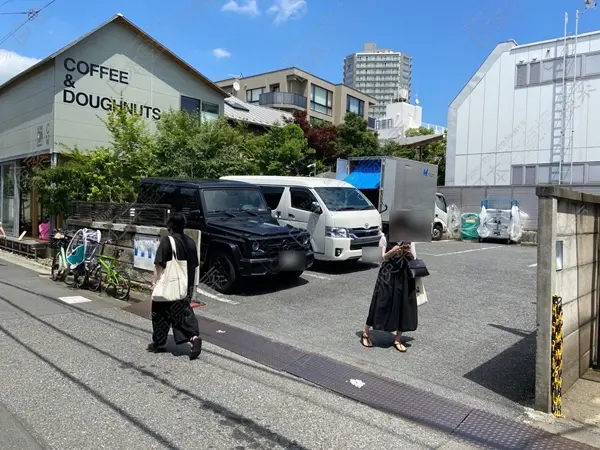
208;251;238;294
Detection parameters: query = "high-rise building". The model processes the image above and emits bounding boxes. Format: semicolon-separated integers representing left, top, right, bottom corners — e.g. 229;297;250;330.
343;42;412;118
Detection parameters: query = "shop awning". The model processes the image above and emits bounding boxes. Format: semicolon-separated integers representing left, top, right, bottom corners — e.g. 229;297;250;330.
344;160;381;189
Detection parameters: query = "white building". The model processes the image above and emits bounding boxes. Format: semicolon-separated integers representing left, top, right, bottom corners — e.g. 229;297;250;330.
374;96;446;141
343;42;412;118
446;30;600;187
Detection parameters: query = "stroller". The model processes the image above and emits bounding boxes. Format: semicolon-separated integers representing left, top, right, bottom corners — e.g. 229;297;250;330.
63;228;101;288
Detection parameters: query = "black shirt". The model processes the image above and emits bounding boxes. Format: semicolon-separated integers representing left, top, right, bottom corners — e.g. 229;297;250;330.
154;233;199;295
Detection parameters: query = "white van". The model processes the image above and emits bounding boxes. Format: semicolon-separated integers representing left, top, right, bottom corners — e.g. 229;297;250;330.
220;176;383;262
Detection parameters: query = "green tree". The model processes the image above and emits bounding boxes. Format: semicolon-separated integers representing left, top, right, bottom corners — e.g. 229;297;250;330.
256;123;314;175
336;112;381;157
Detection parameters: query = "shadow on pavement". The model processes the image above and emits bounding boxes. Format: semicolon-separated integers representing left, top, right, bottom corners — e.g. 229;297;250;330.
309;260;378;275
463;325;536;406
354;330;415;349
230;275;309;297
0;290;308;450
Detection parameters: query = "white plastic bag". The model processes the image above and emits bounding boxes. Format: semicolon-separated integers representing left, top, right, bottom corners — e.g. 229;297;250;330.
509;205;523;242
151;236;188;302
477;206;491;238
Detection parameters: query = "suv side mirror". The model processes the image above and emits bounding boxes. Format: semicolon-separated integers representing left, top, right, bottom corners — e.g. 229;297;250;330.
310;201;322;214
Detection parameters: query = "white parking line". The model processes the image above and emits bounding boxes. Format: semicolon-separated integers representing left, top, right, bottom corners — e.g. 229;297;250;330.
420;247;502;257
197;287;239;305
303;272;332;280
528;263;537;267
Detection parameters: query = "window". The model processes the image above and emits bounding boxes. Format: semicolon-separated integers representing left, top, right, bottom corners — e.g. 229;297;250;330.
435;195;447;213
270;83;280;92
541;60;556;83
515;65;528;87
565;56;582;78
246;87;264;104
259;186;284;209
181;96;201;115
511;165;523;184
585;53;600;76
290;188;317;211
529;62;541;84
201;102;219;122
561;164;584;183
310;85;333;116
314;187;374;212
525;166;536;184
346;95;364;116
537;165;550;184
588;163;600;182
202;189;268;213
310;116;331;127
177;188;199;217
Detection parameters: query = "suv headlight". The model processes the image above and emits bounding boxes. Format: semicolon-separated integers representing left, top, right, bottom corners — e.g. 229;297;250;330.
325;226;348;238
301;234;310;245
252;241;260;252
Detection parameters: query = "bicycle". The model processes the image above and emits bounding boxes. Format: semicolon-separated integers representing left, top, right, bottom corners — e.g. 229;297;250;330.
86;240;131;300
50;229;75;283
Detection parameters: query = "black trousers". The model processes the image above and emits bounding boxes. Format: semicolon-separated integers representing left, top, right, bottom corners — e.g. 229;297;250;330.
151;299;200;346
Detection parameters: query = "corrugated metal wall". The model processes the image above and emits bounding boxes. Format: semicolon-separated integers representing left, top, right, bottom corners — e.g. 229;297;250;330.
436;185;600;230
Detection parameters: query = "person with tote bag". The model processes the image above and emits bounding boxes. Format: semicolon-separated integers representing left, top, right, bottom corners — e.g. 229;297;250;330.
147;213;203;360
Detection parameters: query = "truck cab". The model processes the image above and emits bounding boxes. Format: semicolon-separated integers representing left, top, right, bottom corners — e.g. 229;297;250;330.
137;178;314;293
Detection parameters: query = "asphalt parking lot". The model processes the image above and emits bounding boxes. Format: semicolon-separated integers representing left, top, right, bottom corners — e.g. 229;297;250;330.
198;240;538;420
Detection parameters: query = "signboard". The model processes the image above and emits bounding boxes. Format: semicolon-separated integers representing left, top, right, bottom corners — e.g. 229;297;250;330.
133;234;160;271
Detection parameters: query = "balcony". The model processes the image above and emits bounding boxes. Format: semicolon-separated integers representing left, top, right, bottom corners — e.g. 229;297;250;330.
259;92;307;110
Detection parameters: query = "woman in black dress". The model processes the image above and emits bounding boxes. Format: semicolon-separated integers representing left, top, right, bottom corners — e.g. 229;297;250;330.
360;233;418;352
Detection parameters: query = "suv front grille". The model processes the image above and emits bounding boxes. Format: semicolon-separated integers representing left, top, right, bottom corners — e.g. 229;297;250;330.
263;237;305;257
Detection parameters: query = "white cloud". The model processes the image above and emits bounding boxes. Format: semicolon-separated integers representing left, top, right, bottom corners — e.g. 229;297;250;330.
0;49;40;84
212;48;231;59
221;0;260;17
267;0;307;24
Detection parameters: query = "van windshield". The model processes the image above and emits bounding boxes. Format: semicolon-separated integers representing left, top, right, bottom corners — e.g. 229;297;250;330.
314;187;375;212
203;189;268;214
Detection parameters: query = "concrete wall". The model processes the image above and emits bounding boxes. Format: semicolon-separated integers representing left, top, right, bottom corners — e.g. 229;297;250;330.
535;186;600;412
0;64;55;162
447;32;600;187
53;20;225;151
67;219;200;291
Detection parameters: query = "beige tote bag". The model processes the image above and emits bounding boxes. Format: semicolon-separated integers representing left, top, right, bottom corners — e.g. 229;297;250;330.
151;236;188;302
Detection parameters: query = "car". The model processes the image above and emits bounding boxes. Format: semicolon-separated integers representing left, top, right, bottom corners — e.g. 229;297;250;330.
137;178;314;293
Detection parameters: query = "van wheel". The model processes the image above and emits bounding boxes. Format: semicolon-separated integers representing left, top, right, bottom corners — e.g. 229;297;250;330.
432;224;443;241
208;251;238;294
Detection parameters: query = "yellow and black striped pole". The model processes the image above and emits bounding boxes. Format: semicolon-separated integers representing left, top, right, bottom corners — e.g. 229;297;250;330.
551;294;564;417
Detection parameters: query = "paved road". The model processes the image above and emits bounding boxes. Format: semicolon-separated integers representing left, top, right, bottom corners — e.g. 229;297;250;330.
0;258;475;449
197;240;538;421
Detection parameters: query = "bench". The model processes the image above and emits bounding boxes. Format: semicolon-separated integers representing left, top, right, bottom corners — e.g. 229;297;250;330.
0;236;49;260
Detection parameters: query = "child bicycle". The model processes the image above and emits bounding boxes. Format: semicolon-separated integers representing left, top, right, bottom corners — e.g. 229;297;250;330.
50;229;75;283
85;240;131;300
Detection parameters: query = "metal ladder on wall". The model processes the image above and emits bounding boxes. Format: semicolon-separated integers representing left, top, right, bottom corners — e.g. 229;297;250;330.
551;14;576;184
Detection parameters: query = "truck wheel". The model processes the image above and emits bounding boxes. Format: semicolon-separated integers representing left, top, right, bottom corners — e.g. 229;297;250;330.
208;251;238;294
432;224;443;241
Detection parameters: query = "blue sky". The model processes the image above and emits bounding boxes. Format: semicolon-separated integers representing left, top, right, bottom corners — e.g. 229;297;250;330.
1;0;600;126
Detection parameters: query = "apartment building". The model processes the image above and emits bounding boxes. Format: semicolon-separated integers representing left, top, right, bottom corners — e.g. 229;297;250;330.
343;42;413;119
215;67;376;126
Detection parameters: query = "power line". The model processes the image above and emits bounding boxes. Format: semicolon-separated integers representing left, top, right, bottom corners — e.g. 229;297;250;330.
0;0;57;47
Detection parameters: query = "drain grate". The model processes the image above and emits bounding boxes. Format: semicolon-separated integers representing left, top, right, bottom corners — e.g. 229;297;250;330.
124;303;596;450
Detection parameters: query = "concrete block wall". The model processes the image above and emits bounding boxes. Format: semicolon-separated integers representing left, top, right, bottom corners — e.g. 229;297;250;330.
535;186;600;413
66;219;200;291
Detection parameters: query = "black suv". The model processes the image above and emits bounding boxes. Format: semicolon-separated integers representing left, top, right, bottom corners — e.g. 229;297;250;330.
138;178;314;293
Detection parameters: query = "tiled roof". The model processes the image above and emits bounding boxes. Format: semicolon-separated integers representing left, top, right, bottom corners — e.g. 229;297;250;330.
223;96;293;127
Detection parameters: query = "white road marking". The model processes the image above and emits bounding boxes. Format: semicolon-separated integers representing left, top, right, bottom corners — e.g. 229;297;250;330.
422;247;502;257
529;263;537;267
303;272;332;280
196;287;239;305
58;296;92;304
